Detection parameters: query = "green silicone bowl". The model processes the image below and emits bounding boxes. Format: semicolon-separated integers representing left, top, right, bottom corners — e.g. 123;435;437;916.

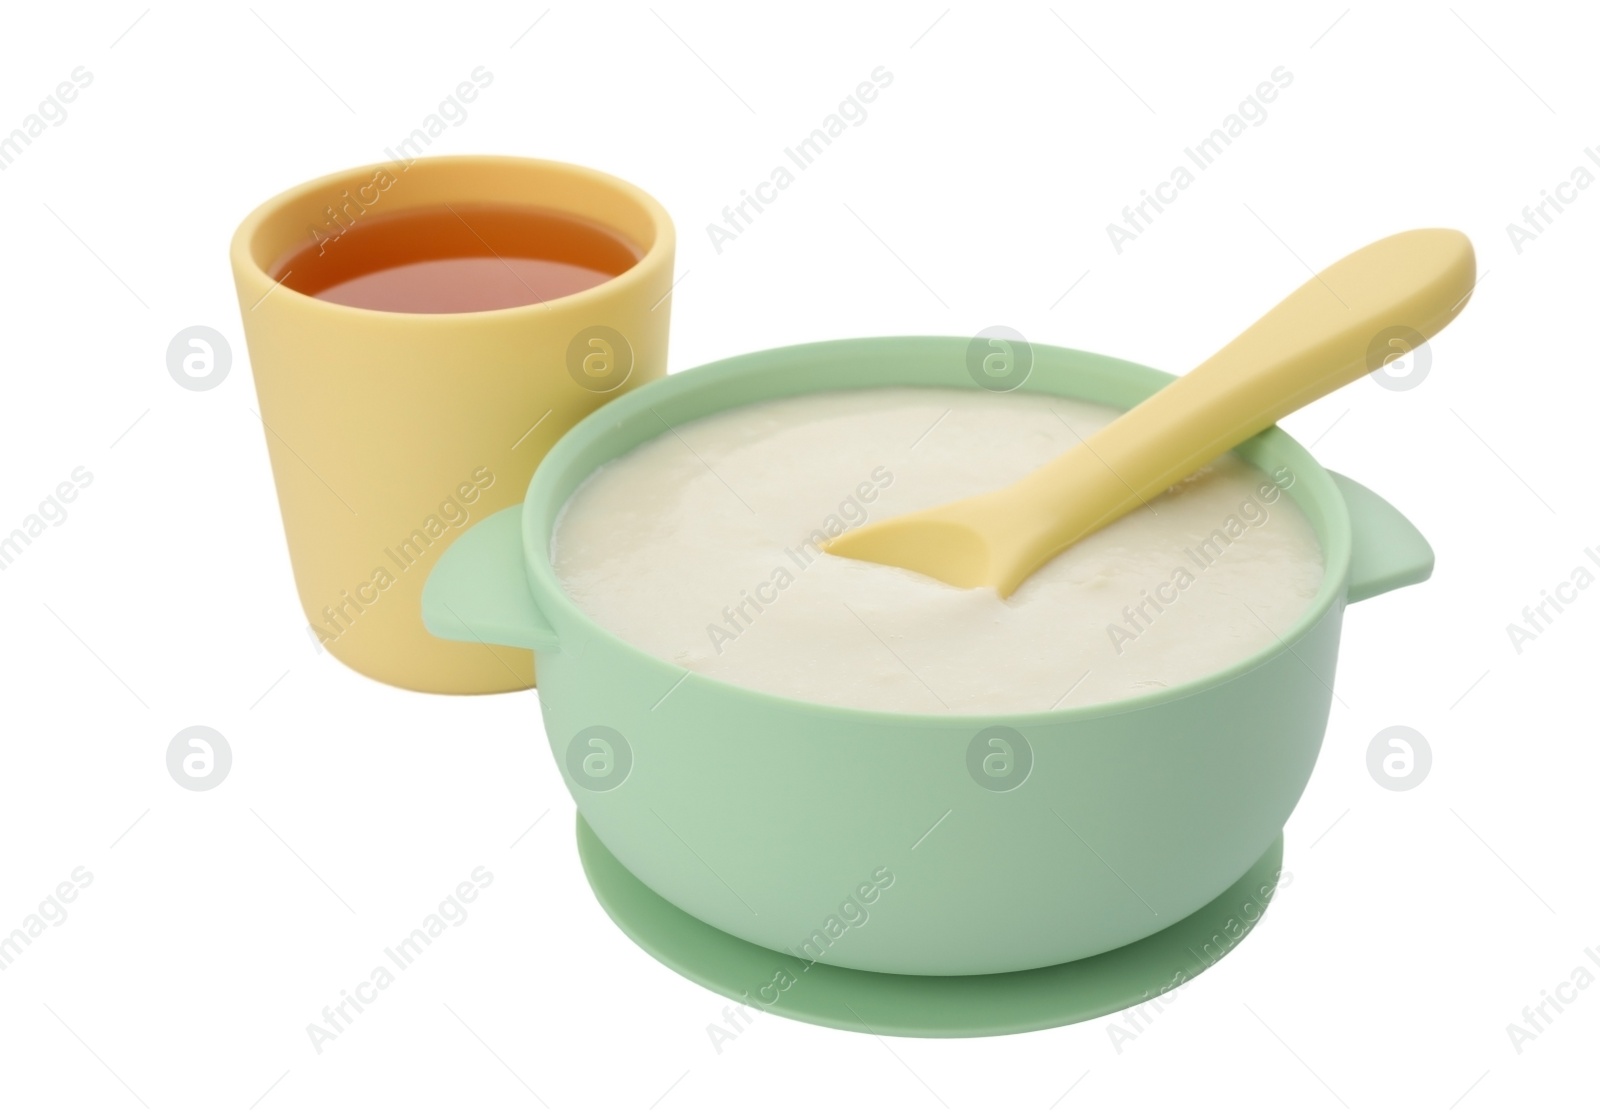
423;336;1433;976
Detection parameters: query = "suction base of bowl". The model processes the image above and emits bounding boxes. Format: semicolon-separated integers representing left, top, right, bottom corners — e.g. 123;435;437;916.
576;814;1285;1038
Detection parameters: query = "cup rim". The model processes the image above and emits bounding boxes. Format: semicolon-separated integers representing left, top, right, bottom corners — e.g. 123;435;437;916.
519;336;1356;726
228;154;675;320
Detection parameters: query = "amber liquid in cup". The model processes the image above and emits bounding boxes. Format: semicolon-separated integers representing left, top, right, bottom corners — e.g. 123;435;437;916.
272;204;641;314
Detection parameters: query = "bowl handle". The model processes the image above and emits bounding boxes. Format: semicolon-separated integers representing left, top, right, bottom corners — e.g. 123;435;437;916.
1330;471;1435;604
422;505;560;650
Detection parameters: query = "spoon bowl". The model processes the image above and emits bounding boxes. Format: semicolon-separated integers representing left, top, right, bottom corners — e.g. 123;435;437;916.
421;335;1437;980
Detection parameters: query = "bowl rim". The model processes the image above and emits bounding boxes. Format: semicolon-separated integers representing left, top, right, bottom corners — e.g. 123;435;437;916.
520;336;1352;726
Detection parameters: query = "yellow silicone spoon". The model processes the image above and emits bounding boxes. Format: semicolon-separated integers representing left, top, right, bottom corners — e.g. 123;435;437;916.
827;228;1476;597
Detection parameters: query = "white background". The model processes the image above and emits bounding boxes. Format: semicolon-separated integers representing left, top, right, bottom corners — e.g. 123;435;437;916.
0;2;1593;1115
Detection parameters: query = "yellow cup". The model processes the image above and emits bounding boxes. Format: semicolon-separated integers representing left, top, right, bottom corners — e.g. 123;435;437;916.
230;156;674;694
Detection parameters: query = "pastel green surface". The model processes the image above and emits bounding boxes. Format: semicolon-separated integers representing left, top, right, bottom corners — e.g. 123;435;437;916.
578;814;1285;1037
424;337;1433;977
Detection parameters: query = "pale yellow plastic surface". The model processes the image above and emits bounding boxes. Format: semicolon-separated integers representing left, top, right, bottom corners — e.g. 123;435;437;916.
231;156;675;693
828;229;1476;596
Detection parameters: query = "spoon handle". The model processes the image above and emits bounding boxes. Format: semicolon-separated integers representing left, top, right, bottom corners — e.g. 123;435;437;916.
1013;228;1476;545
